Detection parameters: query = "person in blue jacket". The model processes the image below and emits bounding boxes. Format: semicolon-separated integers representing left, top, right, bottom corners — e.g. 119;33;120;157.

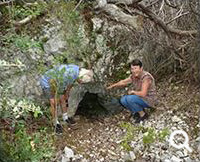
40;64;94;134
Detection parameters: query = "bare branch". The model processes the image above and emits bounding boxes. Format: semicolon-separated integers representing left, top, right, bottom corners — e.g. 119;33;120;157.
98;0;197;36
95;0;143;9
73;0;84;11
24;2;41;7
159;0;165;12
164;0;178;9
136;3;169;33
137;3;197;36
13;15;34;26
166;11;189;25
146;0;160;8
169;28;197;36
103;4;139;30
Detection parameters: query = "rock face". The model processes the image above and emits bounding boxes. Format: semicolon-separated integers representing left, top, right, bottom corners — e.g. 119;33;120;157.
67;82;123;117
43;33;67;55
1;15;144;106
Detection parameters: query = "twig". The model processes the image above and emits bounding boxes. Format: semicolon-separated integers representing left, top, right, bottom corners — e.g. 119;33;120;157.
107;0;143;4
24;2;39;7
136;3;197;36
166;11;189;25
146;0;160;8
159;0;165;12
73;0;83;11
164;0;177;9
13;15;34;26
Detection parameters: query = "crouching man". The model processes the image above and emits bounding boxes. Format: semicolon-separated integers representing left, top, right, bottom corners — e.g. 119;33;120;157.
107;59;157;123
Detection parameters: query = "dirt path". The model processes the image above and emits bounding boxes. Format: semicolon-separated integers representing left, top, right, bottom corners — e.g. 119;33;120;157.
54;82;200;162
56;112;130;161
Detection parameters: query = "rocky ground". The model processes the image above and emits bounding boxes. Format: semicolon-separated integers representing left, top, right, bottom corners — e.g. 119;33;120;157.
52;81;200;162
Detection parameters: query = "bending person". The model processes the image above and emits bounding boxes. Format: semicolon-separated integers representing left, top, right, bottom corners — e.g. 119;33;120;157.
40;64;94;134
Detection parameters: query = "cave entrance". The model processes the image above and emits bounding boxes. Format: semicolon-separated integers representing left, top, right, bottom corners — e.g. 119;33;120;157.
76;92;109;118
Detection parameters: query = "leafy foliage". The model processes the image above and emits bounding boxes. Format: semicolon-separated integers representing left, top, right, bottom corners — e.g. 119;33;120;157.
0;56;53;161
0;59;25;68
1;33;43;52
11;99;43;119
1;124;54;162
0;82;43;119
9;2;46;20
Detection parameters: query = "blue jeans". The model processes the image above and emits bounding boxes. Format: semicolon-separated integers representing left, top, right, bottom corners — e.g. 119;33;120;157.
120;95;150;113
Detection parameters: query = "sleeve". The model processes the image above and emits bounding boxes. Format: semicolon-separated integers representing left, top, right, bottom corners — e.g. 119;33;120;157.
142;75;152;83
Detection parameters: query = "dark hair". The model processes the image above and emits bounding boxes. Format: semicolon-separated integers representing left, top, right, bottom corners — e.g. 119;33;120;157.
130;59;142;68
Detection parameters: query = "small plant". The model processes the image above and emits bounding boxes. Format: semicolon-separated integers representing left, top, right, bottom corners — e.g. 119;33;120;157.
120;122;170;150
158;128;170;142
14;35;43;51
120;122;143;151
143;128;156;144
1;33;43;52
9;2;46;20
0;93;43;120
46;66;72;96
143;127;169;145
0;96;43;120
120;122;133;151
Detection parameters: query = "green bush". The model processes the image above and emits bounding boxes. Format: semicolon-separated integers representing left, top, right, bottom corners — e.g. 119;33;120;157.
14;35;43;51
0;97;43;119
9;2;46;20
1;32;43;52
1;123;54;162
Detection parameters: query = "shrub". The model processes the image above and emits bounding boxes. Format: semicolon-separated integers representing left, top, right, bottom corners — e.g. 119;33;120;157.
120;122;170;150
1;123;54;162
